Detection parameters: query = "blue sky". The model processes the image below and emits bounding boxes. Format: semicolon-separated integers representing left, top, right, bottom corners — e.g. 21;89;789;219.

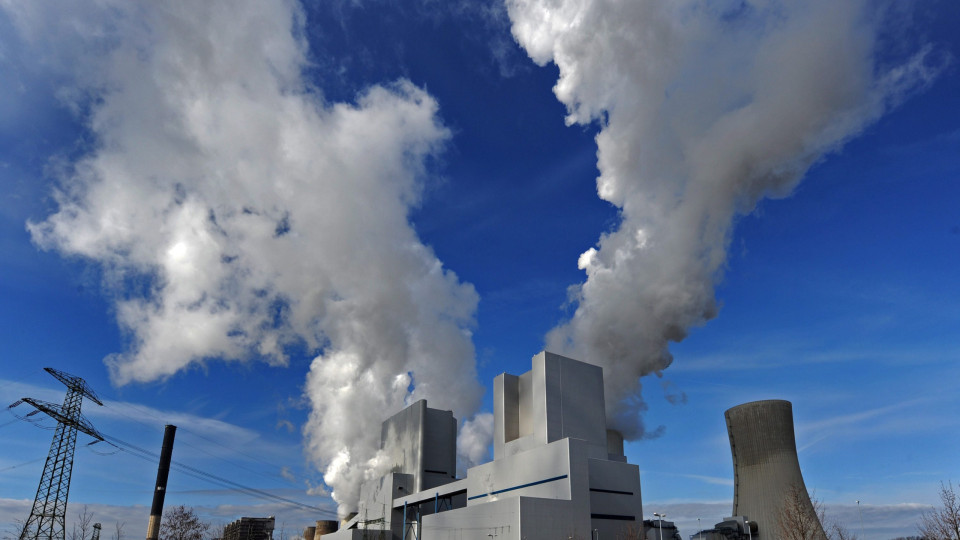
1;1;958;539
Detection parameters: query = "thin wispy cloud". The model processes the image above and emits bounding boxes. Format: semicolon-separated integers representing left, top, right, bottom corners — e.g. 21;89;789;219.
795;396;953;453
672;342;960;374
0;377;259;442
677;474;734;487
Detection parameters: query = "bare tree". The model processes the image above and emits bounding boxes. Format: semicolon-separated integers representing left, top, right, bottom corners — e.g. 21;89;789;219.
812;497;857;540
69;506;94;540
112;522;125;540
159;506;210;540
207;523;224;540
824;522;856;540
777;485;858;540
2;518;26;540
778;484;828;540
919;481;960;540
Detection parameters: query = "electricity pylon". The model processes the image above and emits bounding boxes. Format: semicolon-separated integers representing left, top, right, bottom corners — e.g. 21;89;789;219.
18;368;104;540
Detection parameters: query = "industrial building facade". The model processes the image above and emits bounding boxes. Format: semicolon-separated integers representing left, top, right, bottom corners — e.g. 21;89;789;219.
323;352;646;540
223;517;275;540
320;353;821;540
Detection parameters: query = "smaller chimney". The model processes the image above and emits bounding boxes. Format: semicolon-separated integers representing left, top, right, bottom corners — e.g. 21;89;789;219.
146;425;177;540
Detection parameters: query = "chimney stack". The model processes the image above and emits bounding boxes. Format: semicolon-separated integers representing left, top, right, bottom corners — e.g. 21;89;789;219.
146;424;177;540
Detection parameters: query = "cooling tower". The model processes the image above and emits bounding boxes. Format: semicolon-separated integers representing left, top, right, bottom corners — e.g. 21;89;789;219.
315;521;337;535
725;400;825;540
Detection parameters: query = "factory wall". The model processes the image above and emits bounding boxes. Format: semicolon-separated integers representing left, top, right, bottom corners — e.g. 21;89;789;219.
465;437;575;505
379;400;457;494
222;517;275;540
422;407;457;489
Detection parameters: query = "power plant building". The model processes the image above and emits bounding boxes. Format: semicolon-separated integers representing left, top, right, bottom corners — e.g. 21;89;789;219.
223;517;275;540
323;351;645;540
379;400;458;493
319;356;823;540
690;516;757;540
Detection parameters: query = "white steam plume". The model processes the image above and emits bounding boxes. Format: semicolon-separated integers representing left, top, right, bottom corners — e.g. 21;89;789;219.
6;0;483;513
506;0;937;438
457;412;495;474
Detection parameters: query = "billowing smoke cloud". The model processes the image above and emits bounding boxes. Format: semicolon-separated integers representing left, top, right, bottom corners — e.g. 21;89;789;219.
5;0;483;513
456;412;494;474
506;0;936;438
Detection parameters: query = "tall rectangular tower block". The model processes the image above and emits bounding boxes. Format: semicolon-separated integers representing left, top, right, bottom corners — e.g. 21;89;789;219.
494;351;609;460
380;399;457;492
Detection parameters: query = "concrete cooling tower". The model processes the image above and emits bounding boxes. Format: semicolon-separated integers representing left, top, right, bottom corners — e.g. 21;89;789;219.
725;400;826;540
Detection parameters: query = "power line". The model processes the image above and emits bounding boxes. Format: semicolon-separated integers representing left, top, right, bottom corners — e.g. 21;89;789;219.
0;367;49;393
101;400;301;488
0;457;45;473
106;434;327;514
102;434;337;519
9;380;335;519
176;436;298;488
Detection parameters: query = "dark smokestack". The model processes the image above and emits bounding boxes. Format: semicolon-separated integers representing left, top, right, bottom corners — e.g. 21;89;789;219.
146;425;177;540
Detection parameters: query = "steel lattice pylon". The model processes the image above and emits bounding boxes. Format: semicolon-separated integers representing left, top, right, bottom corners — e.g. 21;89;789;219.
18;368;104;540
